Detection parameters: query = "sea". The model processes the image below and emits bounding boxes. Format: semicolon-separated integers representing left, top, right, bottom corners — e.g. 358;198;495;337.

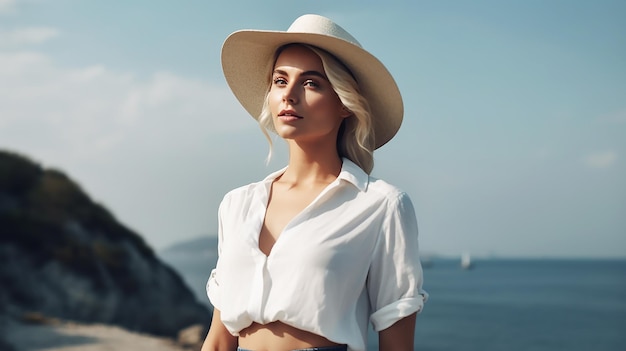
160;243;626;351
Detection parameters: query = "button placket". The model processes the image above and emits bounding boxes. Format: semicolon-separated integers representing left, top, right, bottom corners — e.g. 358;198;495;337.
246;254;269;322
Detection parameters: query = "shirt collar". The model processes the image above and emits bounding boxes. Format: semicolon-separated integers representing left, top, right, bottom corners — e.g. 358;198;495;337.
338;158;369;192
261;158;369;192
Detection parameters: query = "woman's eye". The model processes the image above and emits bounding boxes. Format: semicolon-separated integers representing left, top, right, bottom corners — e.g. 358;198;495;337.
273;77;287;85
303;80;319;88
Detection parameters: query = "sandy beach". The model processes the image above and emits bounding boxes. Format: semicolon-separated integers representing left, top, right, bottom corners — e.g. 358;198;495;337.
3;318;199;351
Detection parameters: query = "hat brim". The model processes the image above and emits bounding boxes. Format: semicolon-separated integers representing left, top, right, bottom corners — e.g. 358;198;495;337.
221;29;403;149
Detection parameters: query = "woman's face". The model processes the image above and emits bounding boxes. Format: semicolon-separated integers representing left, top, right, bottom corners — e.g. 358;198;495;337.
268;45;349;146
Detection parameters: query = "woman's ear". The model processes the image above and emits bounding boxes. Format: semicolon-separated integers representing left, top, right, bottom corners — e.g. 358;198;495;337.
340;106;352;118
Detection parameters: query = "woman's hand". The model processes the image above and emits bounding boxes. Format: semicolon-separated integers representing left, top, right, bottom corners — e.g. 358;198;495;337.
378;312;417;351
201;308;238;351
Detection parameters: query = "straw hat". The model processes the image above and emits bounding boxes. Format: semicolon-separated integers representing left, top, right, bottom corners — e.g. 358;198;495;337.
221;14;403;149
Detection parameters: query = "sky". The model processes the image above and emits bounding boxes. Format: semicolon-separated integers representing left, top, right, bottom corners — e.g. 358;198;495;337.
1;0;624;258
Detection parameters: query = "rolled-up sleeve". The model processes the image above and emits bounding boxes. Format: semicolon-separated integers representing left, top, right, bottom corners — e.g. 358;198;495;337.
206;268;220;308
206;196;227;310
367;192;428;331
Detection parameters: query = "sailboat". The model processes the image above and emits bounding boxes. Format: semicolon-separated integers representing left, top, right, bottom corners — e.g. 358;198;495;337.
461;252;473;270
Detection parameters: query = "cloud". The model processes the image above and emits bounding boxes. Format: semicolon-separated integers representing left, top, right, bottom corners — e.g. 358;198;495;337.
0;0;17;14
0;45;262;251
582;151;618;169
0;27;60;46
0;50;248;163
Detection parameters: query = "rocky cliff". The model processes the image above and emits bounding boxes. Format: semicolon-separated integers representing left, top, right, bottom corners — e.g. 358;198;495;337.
0;150;211;337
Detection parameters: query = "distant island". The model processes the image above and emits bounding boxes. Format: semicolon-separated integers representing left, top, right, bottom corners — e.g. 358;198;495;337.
161;235;218;256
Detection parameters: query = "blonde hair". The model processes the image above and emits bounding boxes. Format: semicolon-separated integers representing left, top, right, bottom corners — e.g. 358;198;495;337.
257;44;375;174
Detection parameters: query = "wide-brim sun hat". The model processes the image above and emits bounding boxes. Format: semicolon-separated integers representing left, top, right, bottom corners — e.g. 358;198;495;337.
221;14;404;149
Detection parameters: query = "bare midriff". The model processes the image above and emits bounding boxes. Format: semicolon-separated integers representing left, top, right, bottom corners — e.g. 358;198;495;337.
238;321;343;351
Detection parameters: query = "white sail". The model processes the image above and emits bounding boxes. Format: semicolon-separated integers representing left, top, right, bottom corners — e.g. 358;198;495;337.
461;252;473;269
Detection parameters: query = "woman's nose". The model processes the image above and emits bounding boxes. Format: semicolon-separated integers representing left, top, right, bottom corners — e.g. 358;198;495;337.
282;84;299;104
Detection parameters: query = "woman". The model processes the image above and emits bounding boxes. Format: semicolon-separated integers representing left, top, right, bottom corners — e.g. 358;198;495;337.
202;14;427;351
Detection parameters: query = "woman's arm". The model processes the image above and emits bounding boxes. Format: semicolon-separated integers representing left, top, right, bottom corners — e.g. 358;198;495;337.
378;312;417;351
201;308;238;351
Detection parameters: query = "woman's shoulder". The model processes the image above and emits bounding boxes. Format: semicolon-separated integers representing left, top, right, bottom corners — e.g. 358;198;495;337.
342;159;410;202
366;175;411;201
221;179;264;201
219;167;282;205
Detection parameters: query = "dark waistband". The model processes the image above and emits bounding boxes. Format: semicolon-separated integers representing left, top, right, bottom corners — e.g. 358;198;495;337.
237;346;348;351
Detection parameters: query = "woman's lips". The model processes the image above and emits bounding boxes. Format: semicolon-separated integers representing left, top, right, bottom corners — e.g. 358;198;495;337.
278;110;303;122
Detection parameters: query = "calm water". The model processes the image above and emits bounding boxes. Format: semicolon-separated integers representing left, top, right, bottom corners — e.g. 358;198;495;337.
160;250;626;351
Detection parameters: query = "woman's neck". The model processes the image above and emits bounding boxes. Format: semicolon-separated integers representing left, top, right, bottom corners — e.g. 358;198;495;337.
279;141;342;186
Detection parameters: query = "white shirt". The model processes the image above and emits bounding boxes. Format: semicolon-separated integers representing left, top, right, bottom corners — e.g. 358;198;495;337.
206;159;427;351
